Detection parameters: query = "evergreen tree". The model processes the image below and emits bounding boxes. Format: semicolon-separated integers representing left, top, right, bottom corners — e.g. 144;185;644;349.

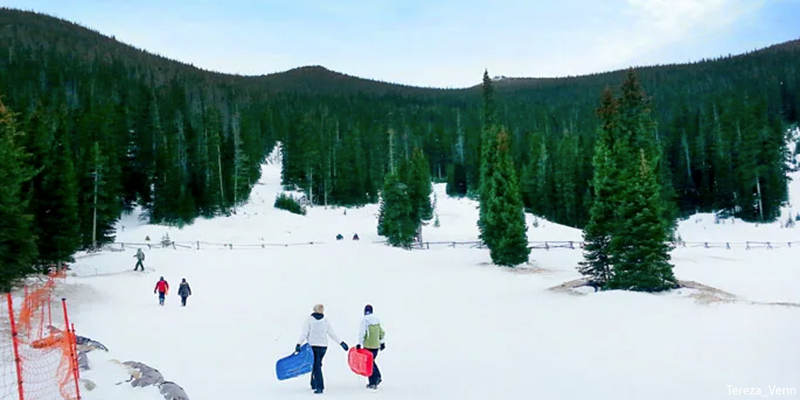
578;89;619;286
478;124;500;250
478;129;530;266
0;99;37;291
606;151;678;291
377;170;416;248
405;147;434;240
32;123;80;264
583;72;679;292
446;162;468;197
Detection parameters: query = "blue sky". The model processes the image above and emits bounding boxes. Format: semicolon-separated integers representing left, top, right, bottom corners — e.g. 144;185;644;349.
6;0;800;88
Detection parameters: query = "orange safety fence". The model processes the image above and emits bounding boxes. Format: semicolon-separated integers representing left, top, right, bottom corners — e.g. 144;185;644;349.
1;270;81;400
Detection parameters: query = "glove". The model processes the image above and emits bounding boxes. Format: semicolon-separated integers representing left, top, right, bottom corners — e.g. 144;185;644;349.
380;343;385;351
356;344;361;350
295;344;301;353
341;342;349;351
153;290;156;294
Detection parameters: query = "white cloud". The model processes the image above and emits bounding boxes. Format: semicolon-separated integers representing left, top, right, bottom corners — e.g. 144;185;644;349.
588;0;766;71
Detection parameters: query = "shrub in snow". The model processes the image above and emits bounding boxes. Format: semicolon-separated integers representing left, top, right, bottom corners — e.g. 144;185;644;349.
274;193;306;215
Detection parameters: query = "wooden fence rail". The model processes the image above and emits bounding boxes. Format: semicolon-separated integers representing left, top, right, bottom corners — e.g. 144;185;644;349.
87;239;800;254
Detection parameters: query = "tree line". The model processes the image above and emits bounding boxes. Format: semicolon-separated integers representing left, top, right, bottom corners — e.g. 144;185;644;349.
0;8;797;290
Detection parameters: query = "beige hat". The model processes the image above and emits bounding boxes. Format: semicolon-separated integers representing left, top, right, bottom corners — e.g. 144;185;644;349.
313;304;324;314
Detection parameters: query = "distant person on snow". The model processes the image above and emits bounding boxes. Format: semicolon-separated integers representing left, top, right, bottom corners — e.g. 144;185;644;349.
134;249;145;271
154;277;169;306
352;233;360;241
296;304;349;394
356;304;385;389
178;278;192;307
336;234;344;241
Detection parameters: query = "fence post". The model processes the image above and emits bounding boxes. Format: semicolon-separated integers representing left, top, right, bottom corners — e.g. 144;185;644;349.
71;323;81;380
197;241;200;250
61;299;81;400
7;293;25;400
746;241;750;250
726;242;730;250
545;242;549;251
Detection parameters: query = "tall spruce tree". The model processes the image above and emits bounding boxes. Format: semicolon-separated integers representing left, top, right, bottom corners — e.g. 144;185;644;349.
0;99;37;291
478;129;530;266
478;124;500;250
578;88;619;286
606;150;678;291
378;148;433;248
405;147;434;243
377;170;416;248
583;71;679;292
32;123;80;265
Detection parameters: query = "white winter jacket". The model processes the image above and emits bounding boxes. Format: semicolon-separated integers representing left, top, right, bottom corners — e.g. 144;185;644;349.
298;313;342;347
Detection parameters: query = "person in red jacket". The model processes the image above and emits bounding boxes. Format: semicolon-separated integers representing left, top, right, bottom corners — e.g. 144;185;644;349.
154;277;169;306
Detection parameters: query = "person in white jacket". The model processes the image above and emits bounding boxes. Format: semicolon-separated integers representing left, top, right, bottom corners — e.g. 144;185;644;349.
296;304;349;394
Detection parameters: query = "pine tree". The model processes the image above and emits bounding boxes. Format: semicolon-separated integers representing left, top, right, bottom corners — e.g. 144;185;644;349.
479;129;530;266
377;170;416;248
406;147;433;242
478;124;500;250
33;123;80;264
583;72;679;292
579;88;619;286
0;99;37;291
606;151;678;292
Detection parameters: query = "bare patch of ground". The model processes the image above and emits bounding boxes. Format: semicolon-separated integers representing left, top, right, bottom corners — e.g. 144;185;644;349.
547;278;800;307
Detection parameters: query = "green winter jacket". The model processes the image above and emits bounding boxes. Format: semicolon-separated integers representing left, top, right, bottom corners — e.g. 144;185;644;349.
358;314;385;349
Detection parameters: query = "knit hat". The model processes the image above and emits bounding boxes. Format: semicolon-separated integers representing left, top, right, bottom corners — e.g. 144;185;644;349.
313;304;324;314
364;304;373;315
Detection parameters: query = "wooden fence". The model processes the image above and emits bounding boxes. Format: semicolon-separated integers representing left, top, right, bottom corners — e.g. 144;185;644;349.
88;238;800;253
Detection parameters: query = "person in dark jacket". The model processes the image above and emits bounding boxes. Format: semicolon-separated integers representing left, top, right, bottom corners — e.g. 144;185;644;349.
356;304;385;389
177;278;192;307
154;277;169;306
134;249;145;271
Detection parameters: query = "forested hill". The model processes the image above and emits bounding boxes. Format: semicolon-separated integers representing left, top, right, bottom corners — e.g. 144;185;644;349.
0;7;798;276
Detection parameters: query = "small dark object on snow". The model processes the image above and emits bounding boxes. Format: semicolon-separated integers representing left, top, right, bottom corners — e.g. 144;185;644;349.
159;381;190;400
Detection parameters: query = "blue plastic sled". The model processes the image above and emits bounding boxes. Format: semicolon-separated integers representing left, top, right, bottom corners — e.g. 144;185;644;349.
276;344;313;381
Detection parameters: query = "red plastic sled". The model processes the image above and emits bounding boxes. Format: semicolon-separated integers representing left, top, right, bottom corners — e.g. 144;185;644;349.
348;348;374;376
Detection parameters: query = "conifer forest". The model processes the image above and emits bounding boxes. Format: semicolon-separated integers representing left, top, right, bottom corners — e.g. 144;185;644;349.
0;8;798;288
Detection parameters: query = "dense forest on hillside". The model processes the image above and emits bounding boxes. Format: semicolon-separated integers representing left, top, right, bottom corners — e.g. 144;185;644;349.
0;8;798;280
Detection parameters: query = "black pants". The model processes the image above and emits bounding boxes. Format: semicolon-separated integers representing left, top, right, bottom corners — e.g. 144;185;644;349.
310;346;327;391
158;292;165;305
134;260;144;271
368;349;382;386
181;296;188;306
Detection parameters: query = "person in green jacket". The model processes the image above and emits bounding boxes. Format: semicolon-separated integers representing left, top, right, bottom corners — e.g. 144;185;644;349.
355;304;385;389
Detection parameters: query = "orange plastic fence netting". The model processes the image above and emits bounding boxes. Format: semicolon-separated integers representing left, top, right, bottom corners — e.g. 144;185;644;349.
1;272;80;400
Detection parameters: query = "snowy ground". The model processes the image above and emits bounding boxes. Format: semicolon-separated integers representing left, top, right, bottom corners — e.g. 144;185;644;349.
44;142;800;399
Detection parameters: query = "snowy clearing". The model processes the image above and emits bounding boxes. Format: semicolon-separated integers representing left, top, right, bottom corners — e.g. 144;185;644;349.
33;143;800;399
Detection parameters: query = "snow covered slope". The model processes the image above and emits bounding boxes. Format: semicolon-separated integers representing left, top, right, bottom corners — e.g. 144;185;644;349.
57;142;799;400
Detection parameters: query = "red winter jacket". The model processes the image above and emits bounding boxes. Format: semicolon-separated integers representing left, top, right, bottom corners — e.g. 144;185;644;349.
154;280;169;293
